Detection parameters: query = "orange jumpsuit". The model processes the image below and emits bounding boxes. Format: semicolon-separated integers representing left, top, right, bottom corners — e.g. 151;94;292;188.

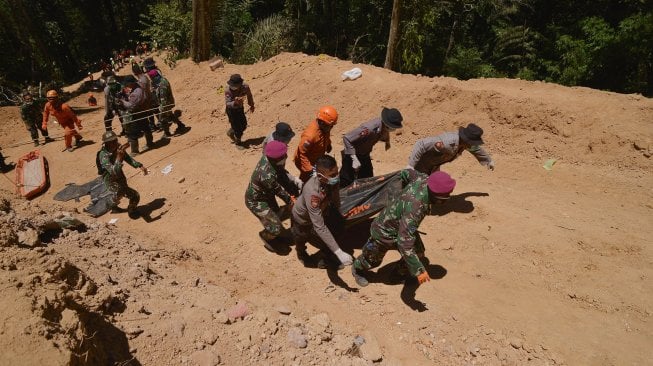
42;102;82;148
293;119;331;182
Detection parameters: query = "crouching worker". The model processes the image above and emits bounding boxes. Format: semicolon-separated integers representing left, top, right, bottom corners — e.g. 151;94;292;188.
351;170;457;287
291;155;352;269
97;131;148;219
245;141;299;251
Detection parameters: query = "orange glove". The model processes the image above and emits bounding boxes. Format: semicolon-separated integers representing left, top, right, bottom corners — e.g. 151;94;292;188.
41;123;47;131
290;195;296;203
417;271;431;285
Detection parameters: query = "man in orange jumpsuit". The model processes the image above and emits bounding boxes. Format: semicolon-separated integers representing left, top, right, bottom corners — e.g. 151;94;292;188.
42;90;83;152
293;106;338;182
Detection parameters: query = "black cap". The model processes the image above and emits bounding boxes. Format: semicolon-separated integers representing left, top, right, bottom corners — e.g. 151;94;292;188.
143;57;156;70
381;107;403;129
458;123;484;145
122;75;138;86
227;74;244;86
102;130;118;143
272;122;295;141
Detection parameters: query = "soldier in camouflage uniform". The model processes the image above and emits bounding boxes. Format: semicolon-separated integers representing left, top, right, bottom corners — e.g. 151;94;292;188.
149;69;186;137
20;91;52;146
407;123;495;174
246;141;300;251
351;170;457;287
97;131;148;219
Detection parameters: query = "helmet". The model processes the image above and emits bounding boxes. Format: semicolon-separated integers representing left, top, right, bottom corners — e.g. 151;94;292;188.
316;106;338;125
46;90;58;99
102;131;118;143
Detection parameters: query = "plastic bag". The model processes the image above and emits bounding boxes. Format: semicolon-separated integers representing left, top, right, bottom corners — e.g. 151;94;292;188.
341;67;362;81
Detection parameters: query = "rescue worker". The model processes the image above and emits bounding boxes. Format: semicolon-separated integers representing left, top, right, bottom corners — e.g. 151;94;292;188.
20;90;52;146
149;69;186;137
97;131;148;219
103;76;125;134
245;141;300;251
42;90;83;152
407;123;495;174
261;122;302;194
293;106;338;182
351;170;457;287
339;107;403;187
291;155;352;269
262;122;295;151
119;76;154;155
0;148;13;172
225;74;255;148
132;64;157;132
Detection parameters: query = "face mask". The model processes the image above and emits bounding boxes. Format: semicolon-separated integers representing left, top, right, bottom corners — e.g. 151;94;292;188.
318;173;339;186
275;158;287;167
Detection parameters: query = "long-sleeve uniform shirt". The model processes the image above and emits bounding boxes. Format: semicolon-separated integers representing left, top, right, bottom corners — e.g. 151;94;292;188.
121;86;146;113
291;175;341;253
137;73;154;110
370;169;430;276
104;86;121;123
98;147;143;191
42;102;81;129
408;131;493;174
155;77;175;113
293;120;331;176
245;155;292;206
224;84;254;110
20;98;46;127
342;117;388;155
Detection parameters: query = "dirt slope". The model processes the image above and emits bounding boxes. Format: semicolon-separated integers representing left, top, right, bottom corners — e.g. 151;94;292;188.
0;52;652;366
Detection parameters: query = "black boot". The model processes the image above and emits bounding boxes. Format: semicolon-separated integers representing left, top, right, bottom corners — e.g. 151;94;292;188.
351;259;370;287
129;139;139;155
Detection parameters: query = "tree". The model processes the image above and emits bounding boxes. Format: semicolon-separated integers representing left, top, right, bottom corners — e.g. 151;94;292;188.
384;0;402;70
191;0;212;62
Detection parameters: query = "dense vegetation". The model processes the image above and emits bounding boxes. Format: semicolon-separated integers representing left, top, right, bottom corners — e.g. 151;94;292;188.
0;0;651;97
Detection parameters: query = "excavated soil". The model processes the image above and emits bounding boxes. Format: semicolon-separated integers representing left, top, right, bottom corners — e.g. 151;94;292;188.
0;52;652;366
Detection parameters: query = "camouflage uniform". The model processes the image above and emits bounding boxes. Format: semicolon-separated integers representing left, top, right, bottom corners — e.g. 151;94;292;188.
20;97;49;144
408;132;493;174
354;169;430;277
154;76;176;134
98;146;143;211
245;155;294;238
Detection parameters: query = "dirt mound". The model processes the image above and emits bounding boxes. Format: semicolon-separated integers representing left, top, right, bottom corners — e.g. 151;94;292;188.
0;52;652;365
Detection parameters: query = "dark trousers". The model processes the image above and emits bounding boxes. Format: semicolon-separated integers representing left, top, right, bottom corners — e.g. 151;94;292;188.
339;153;373;188
27;122;49;141
226;107;247;139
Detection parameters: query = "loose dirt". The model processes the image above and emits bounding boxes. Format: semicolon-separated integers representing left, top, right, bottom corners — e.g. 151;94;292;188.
0;52;651;365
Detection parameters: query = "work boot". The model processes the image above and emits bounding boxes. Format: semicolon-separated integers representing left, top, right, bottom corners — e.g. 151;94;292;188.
162;127;173;138
129;139;139;155
74;136;83;147
66;147;74;152
44;137;54;144
258;230;276;252
351;260;369;287
235;137;246;150
227;128;236;143
296;245;310;266
33;139;40;147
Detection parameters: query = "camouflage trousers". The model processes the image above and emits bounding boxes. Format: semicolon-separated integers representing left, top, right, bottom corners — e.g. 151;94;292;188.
355;233;426;276
108;182;140;212
246;198;282;238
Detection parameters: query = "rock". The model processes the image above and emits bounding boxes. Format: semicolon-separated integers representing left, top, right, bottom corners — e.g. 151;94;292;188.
276;305;292;315
287;327;308;348
309;313;330;329
226;301;250;321
178;177;186;183
509;337;523;349
359;331;383;362
202;330;218;345
190;349;221;366
18;228;40;247
633;140;648;151
215;312;230;324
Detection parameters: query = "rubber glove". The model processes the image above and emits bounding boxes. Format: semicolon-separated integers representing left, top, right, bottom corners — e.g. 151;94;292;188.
333;249;353;266
417;270;431;285
351;155;361;171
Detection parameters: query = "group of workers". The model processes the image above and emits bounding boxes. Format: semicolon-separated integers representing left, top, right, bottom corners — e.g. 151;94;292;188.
243;77;496;287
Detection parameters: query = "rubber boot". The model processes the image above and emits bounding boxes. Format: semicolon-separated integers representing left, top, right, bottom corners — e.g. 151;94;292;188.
33;139;40;147
351;259;370;287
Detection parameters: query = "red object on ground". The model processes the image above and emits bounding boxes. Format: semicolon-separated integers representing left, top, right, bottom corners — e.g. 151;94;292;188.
15;150;49;199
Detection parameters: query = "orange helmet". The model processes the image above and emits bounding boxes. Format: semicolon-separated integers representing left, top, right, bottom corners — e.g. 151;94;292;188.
316;105;338;125
46;90;58;99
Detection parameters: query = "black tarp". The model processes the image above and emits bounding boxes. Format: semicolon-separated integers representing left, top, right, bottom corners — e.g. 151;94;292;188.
53;177;114;217
339;171;404;226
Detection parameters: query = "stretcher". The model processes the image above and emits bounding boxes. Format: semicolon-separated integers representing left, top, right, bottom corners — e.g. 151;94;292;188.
15;150;49;199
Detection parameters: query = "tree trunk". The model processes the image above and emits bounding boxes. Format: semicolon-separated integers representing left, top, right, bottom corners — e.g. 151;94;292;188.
191;0;211;62
443;19;458;64
384;0;402;70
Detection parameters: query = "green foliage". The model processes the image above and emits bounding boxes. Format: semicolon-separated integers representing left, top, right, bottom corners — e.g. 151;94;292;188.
444;46;497;79
233;14;294;63
139;3;192;52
